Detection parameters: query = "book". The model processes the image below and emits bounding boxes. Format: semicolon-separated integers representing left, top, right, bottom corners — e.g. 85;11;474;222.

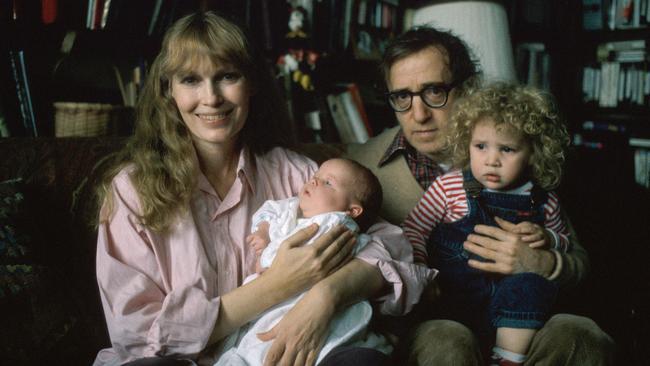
614;0;641;29
148;0;163;35
340;82;373;136
339;90;369;143
583;0;604;30
596;39;646;61
41;0;58;24
326;93;357;143
633;148;649;188
8;50;37;137
100;0;111;29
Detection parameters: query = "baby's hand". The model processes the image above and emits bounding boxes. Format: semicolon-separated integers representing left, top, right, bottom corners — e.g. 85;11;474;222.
246;232;270;256
246;221;271;256
505;219;552;249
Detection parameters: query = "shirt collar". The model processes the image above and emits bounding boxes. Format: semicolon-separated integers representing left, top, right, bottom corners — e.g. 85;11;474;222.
194;145;257;196
237;146;256;194
379;129;411;166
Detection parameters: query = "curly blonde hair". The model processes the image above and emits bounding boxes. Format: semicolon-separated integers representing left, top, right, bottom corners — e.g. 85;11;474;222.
96;12;294;232
446;82;569;190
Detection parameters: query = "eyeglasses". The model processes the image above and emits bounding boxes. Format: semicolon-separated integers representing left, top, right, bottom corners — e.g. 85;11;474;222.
385;82;458;112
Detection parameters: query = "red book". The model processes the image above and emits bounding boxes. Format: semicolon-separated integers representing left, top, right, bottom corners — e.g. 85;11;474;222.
41;0;57;24
345;83;373;136
93;0;104;29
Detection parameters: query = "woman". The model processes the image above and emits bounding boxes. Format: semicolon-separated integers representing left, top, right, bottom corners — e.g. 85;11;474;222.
94;11;433;366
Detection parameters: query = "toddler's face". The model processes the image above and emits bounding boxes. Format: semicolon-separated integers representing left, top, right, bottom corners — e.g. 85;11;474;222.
469;118;532;190
299;159;360;218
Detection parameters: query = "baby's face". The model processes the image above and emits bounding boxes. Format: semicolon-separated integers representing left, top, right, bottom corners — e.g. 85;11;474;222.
299;159;359;218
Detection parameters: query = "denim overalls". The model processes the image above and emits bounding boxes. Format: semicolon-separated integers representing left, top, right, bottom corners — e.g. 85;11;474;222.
427;170;558;344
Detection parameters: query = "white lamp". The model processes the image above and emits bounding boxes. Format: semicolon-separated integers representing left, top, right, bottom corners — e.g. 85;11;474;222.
407;1;516;82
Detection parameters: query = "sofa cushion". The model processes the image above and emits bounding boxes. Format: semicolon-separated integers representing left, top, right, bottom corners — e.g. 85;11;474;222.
0;177;78;364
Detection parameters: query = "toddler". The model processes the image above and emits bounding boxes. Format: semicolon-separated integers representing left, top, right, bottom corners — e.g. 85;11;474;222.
403;83;571;366
216;158;388;365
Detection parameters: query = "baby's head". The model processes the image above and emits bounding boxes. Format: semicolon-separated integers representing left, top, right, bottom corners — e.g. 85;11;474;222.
446;82;570;190
299;158;382;231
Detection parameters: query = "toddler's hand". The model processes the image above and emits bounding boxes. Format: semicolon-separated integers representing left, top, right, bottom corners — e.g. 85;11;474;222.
503;219;552;249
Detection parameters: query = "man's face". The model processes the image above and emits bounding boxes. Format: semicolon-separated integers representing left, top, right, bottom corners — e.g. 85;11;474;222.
387;46;454;159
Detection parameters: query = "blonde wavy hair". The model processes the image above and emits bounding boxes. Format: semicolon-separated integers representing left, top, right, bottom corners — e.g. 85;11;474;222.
446;82;569;190
96;11;294;232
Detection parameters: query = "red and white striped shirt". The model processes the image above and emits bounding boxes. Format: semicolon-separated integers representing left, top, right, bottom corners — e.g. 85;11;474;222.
403;170;570;265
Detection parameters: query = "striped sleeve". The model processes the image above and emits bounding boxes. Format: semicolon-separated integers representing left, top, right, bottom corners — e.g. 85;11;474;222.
402;171;466;264
543;191;571;252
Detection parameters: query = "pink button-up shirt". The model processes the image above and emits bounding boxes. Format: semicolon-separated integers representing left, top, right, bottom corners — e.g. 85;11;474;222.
94;147;435;366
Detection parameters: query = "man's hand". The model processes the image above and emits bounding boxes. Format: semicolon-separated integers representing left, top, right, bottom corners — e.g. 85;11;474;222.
463;217;555;277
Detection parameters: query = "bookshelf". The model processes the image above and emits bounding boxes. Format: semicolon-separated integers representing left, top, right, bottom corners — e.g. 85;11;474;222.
0;0;401;143
508;1;650;364
282;0;403;144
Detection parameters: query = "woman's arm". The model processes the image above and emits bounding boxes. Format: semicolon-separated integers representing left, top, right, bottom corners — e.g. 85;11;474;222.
258;221;437;366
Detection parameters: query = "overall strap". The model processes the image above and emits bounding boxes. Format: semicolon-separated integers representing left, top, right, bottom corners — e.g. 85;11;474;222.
462;169;483;198
529;183;548;209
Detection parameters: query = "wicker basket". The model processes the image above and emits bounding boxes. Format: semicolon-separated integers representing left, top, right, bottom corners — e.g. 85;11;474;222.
54;102;130;137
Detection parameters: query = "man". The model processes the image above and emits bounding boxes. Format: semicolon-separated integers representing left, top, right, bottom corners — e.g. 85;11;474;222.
346;26;615;365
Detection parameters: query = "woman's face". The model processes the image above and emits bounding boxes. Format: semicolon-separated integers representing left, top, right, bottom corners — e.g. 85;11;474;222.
171;57;252;147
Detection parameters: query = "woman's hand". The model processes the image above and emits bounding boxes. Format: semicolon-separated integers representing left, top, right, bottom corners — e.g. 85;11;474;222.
463;217;555;277
262;223;357;299
258;285;335;366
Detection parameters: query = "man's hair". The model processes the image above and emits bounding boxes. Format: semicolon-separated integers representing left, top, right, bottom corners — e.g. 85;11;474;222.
338;158;383;232
381;25;479;96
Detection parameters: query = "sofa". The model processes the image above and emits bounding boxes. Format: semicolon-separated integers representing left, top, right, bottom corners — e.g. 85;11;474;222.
0;137;648;365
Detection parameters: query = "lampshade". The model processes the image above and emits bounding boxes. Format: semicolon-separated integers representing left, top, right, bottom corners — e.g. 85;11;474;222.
408;1;516;82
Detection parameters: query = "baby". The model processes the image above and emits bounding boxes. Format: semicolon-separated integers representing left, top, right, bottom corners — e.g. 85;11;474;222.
403;82;571;366
216;158;388;365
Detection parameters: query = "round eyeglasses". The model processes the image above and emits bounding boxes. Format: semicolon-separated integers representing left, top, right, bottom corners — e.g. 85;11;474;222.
386;82;457;112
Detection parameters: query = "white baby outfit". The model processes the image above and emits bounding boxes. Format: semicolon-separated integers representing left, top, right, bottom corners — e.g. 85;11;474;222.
214;197;390;365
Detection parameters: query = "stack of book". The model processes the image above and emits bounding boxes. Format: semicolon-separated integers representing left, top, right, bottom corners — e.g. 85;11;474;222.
583;0;650;30
325;83;373;144
582;40;649;107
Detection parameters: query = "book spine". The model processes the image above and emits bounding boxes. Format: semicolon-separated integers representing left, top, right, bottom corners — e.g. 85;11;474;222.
17;50;36;136
101;0;112;29
339;90;369;143
345;83;373;135
326;93;356;143
8;50;36;136
41;0;58;24
148;0;163;35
